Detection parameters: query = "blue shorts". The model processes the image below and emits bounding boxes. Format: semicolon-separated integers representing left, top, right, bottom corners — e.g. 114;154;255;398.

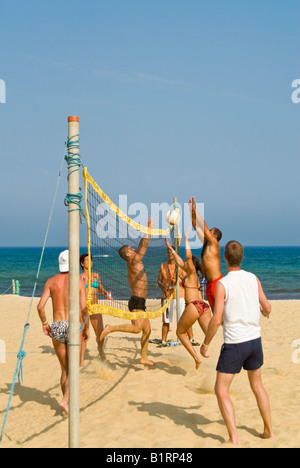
216;337;263;374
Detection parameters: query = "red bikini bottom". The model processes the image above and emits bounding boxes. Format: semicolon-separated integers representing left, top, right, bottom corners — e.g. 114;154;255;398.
186;300;210;317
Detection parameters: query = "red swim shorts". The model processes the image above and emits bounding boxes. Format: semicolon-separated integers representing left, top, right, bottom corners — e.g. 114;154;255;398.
206;276;224;307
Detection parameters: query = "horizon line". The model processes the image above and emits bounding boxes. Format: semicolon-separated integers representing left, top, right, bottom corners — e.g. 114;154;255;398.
1;245;300;249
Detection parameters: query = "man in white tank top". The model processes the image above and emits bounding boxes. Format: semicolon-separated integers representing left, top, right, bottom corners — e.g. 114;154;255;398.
200;241;273;445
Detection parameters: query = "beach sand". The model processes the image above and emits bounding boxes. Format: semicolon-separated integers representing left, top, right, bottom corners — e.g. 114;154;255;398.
0;295;299;448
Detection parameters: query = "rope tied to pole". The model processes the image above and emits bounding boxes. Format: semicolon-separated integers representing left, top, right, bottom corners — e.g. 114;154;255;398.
64;135;81;177
64;192;86;223
64;135;86;223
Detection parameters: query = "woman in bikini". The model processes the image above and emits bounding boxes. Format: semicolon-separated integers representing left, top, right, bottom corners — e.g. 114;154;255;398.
166;228;211;369
80;253;109;364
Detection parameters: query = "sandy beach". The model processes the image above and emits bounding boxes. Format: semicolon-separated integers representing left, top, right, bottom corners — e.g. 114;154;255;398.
0;295;299;448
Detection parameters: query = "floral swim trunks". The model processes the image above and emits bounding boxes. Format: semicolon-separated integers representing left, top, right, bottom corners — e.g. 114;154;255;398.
51;321;69;344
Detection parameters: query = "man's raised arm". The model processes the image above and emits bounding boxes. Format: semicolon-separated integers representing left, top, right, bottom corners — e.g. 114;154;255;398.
134;216;155;261
189;196;217;246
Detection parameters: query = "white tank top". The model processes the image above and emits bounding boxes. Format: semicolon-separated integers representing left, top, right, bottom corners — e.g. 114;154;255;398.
219;270;261;344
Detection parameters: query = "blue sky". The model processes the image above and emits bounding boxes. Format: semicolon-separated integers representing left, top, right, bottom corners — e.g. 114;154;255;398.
0;0;299;246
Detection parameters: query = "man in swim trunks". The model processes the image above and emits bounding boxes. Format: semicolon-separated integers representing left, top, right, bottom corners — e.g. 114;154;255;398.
100;216;155;367
189;196;223;310
37;250;89;415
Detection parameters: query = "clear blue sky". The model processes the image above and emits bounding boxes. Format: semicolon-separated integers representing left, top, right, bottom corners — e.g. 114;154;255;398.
1;0;299;246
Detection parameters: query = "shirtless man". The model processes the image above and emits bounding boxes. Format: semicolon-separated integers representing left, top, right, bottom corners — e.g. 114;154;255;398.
189;196;223;310
37;250;89;415
100;216;155;366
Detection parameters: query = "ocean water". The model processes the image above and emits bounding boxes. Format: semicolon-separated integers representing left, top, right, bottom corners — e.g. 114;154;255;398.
0;246;299;300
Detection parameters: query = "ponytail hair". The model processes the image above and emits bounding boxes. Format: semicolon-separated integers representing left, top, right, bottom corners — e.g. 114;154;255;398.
192;255;203;275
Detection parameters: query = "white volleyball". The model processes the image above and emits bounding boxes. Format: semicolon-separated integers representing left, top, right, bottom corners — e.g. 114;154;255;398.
166;210;180;225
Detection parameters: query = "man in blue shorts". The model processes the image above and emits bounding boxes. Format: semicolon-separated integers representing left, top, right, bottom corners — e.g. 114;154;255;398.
200;240;273;445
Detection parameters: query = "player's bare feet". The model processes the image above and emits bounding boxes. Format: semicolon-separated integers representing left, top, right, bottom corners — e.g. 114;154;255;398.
260;429;274;439
224;438;241;446
59;400;69;415
195;357;202;370
98;347;107;361
140;358;155;367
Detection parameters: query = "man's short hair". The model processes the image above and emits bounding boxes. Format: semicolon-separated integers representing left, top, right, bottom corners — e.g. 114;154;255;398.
212;227;222;242
119;245;130;260
224;240;244;267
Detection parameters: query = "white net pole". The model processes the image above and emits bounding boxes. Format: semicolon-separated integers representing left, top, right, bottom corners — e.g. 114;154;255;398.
67;116;80;448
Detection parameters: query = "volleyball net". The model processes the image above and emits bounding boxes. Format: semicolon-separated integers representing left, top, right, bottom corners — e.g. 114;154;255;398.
83;168;181;321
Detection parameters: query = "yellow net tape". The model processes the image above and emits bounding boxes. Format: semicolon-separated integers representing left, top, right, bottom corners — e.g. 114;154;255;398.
83;167;176;320
83;168;171;236
89;293;175;320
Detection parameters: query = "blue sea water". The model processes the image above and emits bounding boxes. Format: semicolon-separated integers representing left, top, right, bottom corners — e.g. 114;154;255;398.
0;246;299;300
